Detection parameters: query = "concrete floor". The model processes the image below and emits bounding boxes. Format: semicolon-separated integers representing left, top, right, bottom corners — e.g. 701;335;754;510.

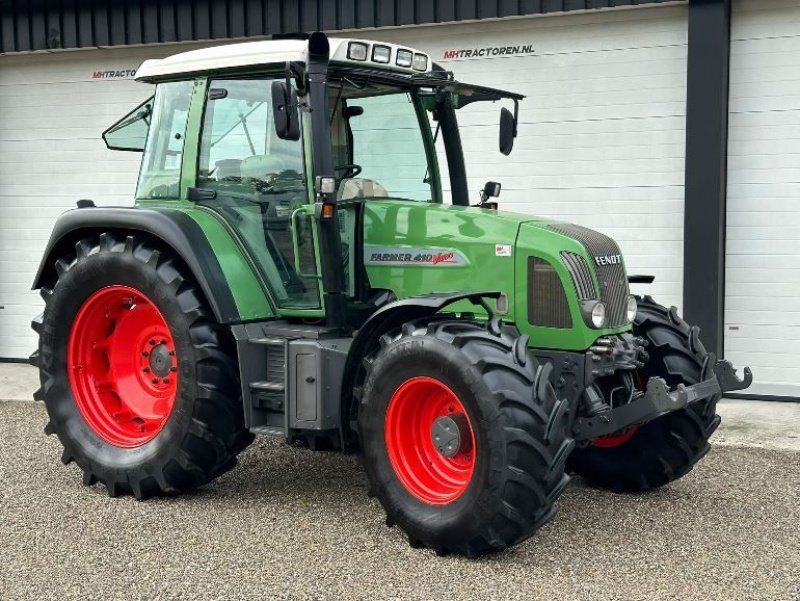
0;400;798;601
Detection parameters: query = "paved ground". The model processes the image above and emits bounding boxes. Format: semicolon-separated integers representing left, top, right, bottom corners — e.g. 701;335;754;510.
1;400;798;601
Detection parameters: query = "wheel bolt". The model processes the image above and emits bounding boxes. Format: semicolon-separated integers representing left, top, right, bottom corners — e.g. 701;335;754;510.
149;339;156;346
141;351;149;357
160;339;167;345
151;378;158;384
169;350;175;356
162;378;169;384
143;367;150;373
170;367;176;372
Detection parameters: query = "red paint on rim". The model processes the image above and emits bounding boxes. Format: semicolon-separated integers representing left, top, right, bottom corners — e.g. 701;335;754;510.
384;376;476;505
592;370;643;448
592;427;638;448
67;285;178;447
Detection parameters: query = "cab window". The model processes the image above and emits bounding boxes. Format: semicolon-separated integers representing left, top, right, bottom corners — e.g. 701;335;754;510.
136;80;192;200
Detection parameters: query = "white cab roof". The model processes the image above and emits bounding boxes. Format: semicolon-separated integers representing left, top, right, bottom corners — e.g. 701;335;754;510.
135;37;434;81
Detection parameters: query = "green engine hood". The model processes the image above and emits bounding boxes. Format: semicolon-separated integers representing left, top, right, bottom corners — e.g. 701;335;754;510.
363;201;631;352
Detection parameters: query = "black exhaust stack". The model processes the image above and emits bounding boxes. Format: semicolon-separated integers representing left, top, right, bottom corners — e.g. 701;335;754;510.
306;32;348;330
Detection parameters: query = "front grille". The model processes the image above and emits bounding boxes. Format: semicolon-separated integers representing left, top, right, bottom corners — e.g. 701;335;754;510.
527;257;572;328
560;251;596;300
549;223;630;327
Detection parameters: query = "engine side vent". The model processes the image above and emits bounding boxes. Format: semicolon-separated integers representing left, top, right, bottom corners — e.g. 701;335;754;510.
527;257;572;329
561;251;596;301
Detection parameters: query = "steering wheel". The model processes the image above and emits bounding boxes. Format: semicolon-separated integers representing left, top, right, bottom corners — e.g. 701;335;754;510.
334;164;362;179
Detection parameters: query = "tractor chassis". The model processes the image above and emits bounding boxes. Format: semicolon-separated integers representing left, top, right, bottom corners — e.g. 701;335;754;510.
230;319;752;448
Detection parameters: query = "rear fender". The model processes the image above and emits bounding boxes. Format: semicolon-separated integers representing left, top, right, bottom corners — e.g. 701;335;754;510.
32;206;272;324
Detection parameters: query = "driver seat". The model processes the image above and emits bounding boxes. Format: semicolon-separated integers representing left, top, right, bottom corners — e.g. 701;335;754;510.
337;178;389;201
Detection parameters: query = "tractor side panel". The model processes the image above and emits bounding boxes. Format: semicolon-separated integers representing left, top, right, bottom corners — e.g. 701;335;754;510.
173;206;274;321
363;201;520;318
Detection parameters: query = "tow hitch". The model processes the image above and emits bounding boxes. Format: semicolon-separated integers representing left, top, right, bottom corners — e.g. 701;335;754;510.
572;358;753;441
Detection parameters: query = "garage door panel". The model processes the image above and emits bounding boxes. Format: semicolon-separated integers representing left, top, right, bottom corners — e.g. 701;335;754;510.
727;0;800;399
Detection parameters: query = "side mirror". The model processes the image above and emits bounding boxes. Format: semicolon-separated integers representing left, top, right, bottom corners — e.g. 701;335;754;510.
499;107;515;156
481;181;501;203
271;80;300;141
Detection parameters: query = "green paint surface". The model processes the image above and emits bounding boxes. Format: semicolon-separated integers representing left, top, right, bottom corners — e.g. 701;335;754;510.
148;205;274;321
364;201;631;351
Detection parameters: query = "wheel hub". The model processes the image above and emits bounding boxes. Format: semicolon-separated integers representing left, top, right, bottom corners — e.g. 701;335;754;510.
430;414;470;458
148;343;173;378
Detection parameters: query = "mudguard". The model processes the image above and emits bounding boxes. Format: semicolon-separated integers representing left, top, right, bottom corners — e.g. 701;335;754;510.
32;206;262;324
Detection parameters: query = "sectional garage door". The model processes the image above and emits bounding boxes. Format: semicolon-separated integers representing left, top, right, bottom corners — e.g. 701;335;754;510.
725;0;800;398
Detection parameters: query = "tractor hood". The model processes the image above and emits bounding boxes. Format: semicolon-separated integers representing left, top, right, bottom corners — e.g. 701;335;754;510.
362;201;631;352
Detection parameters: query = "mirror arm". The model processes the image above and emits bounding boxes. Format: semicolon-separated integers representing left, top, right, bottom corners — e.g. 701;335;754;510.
512;98;519;138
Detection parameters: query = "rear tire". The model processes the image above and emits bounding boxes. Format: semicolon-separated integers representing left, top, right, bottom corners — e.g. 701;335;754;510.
358;318;574;556
32;233;253;499
566;298;721;492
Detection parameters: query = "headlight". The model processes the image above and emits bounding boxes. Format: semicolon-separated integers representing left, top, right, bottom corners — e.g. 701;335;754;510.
626;295;638;323
591;302;606;328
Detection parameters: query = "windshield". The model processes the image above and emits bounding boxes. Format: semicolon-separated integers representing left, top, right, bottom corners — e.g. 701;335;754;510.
328;80;437;203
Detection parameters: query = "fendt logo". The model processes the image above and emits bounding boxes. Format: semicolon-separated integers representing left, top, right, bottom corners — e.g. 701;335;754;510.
442;44;535;60
594;254;623;267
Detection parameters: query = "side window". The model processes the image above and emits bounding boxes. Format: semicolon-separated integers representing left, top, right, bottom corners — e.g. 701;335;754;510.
196;78;319;310
136;81;192;200
348;93;432;202
197;78;304;193
103;96;152;152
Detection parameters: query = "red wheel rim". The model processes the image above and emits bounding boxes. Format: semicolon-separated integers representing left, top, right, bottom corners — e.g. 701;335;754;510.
67;285;178;447
592;370;642;448
592;427;637;448
384;377;476;505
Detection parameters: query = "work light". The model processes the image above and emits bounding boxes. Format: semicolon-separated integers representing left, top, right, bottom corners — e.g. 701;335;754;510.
396;49;413;67
372;45;391;63
347;42;368;61
412;53;428;71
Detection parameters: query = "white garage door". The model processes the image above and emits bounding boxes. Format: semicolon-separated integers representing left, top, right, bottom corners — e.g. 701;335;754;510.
726;0;800;398
0;43;203;360
365;4;689;310
0;5;689;360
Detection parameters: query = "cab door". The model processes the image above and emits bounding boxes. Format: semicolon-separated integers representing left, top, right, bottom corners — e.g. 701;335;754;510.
193;77;324;317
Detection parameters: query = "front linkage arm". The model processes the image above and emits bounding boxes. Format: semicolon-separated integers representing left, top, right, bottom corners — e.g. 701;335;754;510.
572;358;753;441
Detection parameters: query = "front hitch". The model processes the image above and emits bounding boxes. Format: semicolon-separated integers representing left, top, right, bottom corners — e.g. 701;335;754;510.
572;359;752;441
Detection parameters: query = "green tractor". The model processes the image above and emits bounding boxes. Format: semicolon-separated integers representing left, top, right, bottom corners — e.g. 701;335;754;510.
31;32;751;556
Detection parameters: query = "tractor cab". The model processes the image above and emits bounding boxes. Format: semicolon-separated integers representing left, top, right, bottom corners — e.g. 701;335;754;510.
102;33;522;329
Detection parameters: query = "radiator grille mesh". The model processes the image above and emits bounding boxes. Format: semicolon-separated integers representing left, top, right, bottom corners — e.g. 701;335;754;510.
560;251;596;301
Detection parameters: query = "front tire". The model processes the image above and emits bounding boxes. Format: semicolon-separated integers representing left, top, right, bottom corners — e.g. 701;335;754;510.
359;318;574;556
32;233;253;498
567;298;721;492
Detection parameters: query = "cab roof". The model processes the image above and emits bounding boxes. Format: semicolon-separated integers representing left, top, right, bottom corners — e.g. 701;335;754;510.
135;37;436;82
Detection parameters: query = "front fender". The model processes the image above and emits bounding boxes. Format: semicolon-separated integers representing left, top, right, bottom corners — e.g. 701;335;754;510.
339;291;501;447
32;206;273;323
